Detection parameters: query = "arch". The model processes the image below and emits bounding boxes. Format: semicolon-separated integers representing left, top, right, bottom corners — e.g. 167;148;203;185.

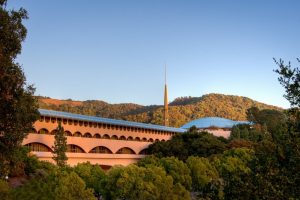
142;137;148;142
111;135;118;140
93;133;101;138
38;128;49;134
148;138;154;142
161;139;166;142
73;131;82;137
102;134;110;139
155;139;160;142
50;130;57;135
25;142;52;152
119;135;126;140
127;136;133;141
135;137;141;141
83;132;92;138
139;148;149;155
64;131;72;136
116;147;136;154
30;128;37;134
89;146;113;154
67;144;85;153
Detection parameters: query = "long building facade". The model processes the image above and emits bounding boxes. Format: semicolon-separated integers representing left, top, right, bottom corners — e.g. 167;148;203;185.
23;109;185;168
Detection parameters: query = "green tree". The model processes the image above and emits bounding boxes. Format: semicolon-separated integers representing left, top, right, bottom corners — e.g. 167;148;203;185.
13;170;95;200
73;162;106;198
274;58;300;107
215;148;254;200
102;165;190;200
0;0;39;177
55;172;96;200
52;122;67;167
148;130;227;161
159;157;192;190
186;156;223;199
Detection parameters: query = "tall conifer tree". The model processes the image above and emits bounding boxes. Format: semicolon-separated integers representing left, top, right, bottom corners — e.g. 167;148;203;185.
52;122;68;167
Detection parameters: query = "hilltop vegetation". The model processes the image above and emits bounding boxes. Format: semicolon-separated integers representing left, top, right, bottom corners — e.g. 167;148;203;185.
38;93;281;127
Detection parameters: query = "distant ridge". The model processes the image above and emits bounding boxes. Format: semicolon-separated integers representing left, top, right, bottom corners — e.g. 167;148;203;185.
38;93;282;127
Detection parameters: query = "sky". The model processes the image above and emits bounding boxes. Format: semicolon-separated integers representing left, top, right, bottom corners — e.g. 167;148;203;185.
7;0;300;108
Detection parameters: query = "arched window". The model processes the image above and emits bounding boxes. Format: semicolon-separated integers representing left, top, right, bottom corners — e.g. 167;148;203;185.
142;138;147;142
161;139;166;142
93;133;101;138
64;131;72;136
73;132;82;137
25;143;52;152
135;137;141;141
155;139;160;142
45;117;50;123
148;138;154;142
111;135;118;140
89;146;113;154
116;147;136;154
83;132;92;138
127;136;133;141
119;136;126;140
38;128;49;134
102;134;110;139
51;118;56;123
67;144;85;153
30;128;37;134
139;149;148;155
50;130;57;135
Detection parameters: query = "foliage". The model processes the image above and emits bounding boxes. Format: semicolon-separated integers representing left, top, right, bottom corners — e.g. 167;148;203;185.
52;122;68;167
148;130;227;161
214;148;254;200
186;156;223;199
38;93;281;127
0;179;11;200
102;165;190;200
274;58;300;107
138;156;192;190
13;170;95;200
0;0;39;178
55;172;96;200
73;162;106;198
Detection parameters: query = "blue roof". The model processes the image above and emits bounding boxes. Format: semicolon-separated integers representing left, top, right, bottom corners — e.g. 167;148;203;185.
181;117;250;129
39;109;185;133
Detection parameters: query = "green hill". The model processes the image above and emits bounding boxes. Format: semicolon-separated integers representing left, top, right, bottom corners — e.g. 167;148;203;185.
38;93;281;127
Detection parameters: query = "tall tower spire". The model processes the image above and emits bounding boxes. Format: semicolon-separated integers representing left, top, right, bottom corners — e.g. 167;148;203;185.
164;64;169;126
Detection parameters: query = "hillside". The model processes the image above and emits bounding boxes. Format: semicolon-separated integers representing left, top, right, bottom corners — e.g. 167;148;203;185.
38;93;282;127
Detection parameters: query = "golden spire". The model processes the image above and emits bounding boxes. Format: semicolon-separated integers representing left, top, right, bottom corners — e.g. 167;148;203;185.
164;64;169;126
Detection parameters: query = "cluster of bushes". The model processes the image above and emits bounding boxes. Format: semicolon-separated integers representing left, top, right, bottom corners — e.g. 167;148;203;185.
0;149;255;200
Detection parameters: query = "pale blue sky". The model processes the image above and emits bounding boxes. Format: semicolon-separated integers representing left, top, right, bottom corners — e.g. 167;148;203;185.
8;0;300;108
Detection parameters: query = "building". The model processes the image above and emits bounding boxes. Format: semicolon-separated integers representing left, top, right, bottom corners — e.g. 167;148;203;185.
23;109;185;168
181;117;250;138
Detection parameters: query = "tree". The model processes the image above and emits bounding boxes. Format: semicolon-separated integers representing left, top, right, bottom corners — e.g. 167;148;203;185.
73;162;106;198
214;148;255;199
55;172;96;200
274;58;300;107
13;171;96;200
0;0;39;178
52;122;67;167
147;130;227;161
102;165;190;200
186;156;223;199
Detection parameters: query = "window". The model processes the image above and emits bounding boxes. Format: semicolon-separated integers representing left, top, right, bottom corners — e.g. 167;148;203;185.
67;145;84;153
